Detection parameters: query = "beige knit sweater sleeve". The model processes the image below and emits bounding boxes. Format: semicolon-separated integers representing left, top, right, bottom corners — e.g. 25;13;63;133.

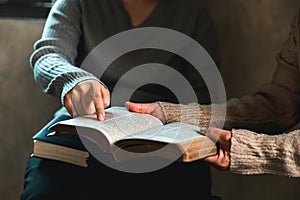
230;129;300;177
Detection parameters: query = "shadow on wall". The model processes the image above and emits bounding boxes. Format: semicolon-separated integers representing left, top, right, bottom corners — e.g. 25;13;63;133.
0;18;60;200
0;0;300;200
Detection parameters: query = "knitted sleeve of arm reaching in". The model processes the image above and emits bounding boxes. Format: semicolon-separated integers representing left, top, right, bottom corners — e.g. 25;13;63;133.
230;129;300;177
157;101;226;132
30;0;101;105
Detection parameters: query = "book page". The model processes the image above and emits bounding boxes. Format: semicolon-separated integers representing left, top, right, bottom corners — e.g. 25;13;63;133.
51;107;163;144
122;122;204;144
114;122;215;163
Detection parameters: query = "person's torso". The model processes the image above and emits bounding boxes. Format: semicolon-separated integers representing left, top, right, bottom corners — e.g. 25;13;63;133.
75;0;218;105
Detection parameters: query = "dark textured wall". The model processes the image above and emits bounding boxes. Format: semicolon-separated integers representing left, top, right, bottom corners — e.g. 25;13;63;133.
201;0;300;99
1;0;300;200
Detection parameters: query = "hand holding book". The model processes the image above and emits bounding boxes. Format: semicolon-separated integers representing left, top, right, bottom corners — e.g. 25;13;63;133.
125;101;229;170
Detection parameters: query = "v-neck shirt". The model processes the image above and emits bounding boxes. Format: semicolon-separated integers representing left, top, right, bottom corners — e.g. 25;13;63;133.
116;0;163;28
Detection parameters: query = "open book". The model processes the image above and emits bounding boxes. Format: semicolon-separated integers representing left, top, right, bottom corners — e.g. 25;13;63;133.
33;107;217;167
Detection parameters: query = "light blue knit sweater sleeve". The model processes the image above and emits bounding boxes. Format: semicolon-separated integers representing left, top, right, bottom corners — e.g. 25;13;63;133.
30;0;102;105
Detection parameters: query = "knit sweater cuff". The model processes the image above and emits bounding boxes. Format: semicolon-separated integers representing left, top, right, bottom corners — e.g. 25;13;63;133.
157;102;211;132
230;129;300;177
61;75;107;106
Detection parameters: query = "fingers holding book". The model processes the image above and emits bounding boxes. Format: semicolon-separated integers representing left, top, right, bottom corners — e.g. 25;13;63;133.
203;128;232;171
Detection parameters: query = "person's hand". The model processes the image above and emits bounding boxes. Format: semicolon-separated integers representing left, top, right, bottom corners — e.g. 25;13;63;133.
203;128;232;171
125;101;166;124
64;80;110;121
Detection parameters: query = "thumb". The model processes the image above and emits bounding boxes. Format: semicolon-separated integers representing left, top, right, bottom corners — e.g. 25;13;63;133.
125;102;151;114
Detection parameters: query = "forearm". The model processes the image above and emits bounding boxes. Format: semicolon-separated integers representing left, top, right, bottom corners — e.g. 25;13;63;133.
157;102;225;132
158;64;300;134
30;0;100;104
158;65;300;133
158;86;300;134
230;129;300;177
32;53;100;104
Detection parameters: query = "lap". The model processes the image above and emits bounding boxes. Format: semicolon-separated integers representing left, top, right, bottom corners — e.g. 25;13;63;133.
21;156;91;200
21;154;214;200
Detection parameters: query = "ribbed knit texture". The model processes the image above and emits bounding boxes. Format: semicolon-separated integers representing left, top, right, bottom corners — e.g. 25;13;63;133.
30;0;101;105
157;101;226;133
230;129;300;177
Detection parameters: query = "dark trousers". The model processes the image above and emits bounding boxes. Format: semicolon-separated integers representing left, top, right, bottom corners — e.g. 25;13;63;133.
21;153;222;200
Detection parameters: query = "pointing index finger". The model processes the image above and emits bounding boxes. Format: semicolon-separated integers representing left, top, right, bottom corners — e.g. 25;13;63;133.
94;90;105;121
